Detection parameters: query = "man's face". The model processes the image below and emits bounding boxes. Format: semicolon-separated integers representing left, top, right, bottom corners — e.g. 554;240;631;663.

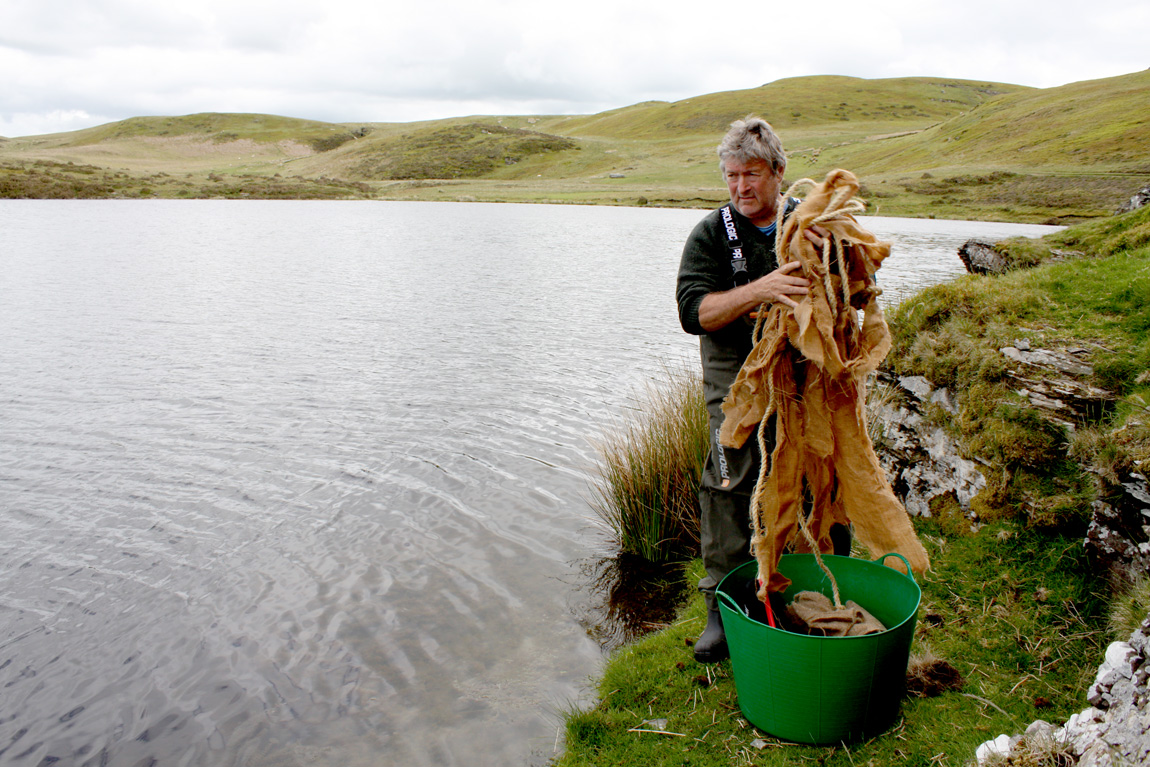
724;158;783;227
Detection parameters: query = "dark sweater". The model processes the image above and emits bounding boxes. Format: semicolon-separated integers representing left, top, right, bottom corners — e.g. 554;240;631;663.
676;204;781;346
676;204;785;419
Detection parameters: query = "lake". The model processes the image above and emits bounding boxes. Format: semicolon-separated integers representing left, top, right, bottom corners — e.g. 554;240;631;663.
0;200;1061;766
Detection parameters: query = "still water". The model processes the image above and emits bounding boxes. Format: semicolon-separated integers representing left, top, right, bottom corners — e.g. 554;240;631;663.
0;201;1060;766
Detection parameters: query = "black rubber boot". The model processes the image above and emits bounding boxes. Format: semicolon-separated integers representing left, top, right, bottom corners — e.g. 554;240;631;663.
693;606;728;663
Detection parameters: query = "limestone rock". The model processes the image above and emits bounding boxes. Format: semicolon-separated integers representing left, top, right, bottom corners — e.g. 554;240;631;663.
975;733;1017;764
1115;184;1150;215
1000;345;1094;377
871;372;986;519
958;239;1009;275
1085;472;1150;582
976;615;1150;766
996;345;1114;426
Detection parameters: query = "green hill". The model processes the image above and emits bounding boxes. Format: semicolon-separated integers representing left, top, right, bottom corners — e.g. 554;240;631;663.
839;70;1150;171
539;75;1023;139
58;113;360;148
2;71;1147;222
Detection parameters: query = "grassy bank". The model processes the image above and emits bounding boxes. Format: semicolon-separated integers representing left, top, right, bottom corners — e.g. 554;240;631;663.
560;205;1150;765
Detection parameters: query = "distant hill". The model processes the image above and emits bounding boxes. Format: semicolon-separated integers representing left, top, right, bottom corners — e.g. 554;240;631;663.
2;71;1147;223
536;75;1026;139
836;70;1150;171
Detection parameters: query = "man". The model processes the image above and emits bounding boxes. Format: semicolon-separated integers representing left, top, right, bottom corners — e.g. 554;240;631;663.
675;116;813;663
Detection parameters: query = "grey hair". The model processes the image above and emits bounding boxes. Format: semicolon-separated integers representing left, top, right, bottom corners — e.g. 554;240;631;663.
716;115;786;175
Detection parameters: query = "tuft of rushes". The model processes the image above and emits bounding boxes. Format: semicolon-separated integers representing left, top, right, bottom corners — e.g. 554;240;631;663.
589;367;708;563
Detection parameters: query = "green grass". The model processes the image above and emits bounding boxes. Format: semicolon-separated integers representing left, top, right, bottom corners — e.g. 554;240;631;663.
0;160;376;199
350;122;578;180
543;75;1023;141
1109;574;1150;639
58;112;360;147
558;525;1108;767
838;70;1150;173
588;367;708;563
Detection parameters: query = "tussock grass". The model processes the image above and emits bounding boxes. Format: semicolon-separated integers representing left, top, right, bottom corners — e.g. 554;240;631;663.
1109;573;1150;640
588;367;707;563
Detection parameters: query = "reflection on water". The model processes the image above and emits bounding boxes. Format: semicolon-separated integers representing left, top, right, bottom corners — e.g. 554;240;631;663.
573;554;691;651
0;200;1061;766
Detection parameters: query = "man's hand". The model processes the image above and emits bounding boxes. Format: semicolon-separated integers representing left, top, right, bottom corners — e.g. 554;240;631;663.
803;225;829;252
697;261;810;331
747;260;809;310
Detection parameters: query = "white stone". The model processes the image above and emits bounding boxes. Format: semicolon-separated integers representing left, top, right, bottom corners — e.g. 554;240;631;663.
898;375;933;400
975;733;1015;764
1096;667;1124;689
930;387;957;414
1105;642;1137;678
1024;719;1055;740
1078;740;1116;767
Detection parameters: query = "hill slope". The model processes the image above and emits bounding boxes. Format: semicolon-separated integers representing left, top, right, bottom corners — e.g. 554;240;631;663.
841;69;1150;172
1;72;1147;222
537;75;1024;139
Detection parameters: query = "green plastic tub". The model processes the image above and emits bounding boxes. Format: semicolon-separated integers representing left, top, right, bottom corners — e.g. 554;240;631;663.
716;553;920;745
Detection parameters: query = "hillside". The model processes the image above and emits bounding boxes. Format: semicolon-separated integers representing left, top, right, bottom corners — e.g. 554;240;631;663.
535;75;1022;139
2;71;1147;223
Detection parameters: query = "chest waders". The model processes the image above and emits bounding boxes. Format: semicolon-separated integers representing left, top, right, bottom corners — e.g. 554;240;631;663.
697;205;772;621
692;200;848;661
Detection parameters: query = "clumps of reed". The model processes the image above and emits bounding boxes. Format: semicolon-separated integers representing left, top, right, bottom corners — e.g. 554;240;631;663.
589;366;708;563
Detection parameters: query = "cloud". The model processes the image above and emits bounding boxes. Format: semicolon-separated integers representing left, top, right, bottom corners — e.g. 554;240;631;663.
0;109;114;139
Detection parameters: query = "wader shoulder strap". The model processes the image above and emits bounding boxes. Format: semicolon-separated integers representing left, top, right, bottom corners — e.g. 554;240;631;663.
720;198;800;287
719;205;749;286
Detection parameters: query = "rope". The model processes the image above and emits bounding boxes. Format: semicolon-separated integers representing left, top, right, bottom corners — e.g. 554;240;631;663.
797;500;843;608
750;176;860;608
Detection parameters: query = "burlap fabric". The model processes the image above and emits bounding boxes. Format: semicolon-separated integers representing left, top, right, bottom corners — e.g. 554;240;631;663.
718;169;930;602
786;590;886;637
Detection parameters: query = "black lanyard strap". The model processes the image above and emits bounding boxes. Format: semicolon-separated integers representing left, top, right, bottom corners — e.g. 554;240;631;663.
720;205;749;286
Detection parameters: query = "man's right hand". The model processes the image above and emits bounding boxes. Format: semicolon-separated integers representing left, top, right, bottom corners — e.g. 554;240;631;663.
749;260;809;310
697;261;810;332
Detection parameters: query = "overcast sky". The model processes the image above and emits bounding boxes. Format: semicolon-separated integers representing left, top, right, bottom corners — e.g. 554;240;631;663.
1;0;1145;138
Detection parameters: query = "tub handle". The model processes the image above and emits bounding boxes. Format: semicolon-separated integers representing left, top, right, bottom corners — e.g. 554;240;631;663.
877;552;916;583
717;590;749;617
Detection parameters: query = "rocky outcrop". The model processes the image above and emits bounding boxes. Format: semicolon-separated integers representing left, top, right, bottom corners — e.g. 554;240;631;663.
958;239;1009;275
1087;473;1150;582
1115;184;1150;215
870;371;986;520
991;341;1148;582
975;615;1150;766
997;340;1114;427
870;362;1149;765
877;342;1146;580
